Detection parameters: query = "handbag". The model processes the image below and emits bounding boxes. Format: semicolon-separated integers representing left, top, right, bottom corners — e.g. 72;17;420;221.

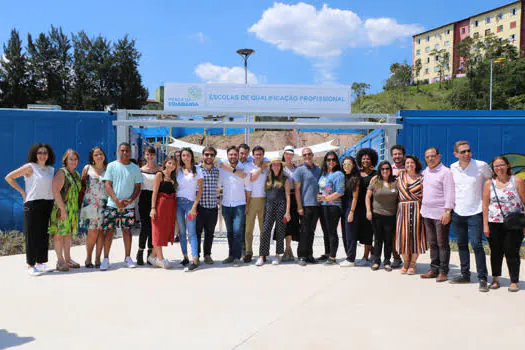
492;180;525;230
77;165;88;207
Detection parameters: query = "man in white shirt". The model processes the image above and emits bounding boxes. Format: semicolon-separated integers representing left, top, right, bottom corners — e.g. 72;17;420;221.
243;146;269;263
449;141;492;292
219;146;247;266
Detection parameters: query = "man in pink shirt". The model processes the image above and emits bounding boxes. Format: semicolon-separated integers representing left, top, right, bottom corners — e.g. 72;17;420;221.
390;144;405;177
420;147;455;282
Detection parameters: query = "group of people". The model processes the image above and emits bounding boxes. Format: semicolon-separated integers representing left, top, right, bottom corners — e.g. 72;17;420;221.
5;140;524;292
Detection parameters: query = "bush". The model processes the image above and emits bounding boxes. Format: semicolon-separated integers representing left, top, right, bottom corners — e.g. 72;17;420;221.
0;230;87;257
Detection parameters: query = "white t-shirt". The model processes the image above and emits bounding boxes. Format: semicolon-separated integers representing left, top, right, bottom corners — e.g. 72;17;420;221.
245;162;268;198
176;167;204;201
450;159;492;216
218;163;247;207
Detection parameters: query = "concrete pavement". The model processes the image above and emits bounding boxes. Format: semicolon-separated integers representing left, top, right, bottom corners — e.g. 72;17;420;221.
0;228;524;350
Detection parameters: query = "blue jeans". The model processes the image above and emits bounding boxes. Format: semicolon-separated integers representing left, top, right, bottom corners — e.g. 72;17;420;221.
452;212;487;281
222;205;246;259
177;197;198;258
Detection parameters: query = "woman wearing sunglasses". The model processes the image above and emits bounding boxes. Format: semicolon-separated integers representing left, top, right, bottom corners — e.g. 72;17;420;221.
317;151;345;265
366;161;398;271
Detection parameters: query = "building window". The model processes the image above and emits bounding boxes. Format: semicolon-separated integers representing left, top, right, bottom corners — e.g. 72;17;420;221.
474;20;479;27
435;34;439;39
510;34;516;42
435;44;440;50
444;41;450;47
512;8;517;15
461;27;466;34
473;32;479;39
434;67;440;72
485;29;491;36
510;21;517;29
425;68;429;74
446;29;450;35
497;25;504;33
417;38;421;44
497;13;503;20
427;57;430;63
416;49;421;55
425;46;430;53
486;16;491;24
427;36;430;41
435;55;439;62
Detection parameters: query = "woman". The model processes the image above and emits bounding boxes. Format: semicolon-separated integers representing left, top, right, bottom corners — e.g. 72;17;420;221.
396;155;426;275
256;158;291;266
176;148;204;272
366;161;399;271
137;146;159;265
482;156;525;292
174;149;182;243
340;156;362;267
49;149;82;272
355;148;378;265
149;157;178;269
79;147;108;268
5;143;56;276
282;146;298;261
318;151;345;265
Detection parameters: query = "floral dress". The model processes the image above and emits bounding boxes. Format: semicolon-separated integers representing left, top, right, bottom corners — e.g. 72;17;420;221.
49;168;82;236
79;165;108;230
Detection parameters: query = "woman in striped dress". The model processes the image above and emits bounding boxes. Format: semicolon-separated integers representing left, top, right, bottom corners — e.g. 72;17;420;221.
396;155;426;275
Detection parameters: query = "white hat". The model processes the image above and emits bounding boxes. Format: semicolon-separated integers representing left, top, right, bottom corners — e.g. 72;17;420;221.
283;145;295;154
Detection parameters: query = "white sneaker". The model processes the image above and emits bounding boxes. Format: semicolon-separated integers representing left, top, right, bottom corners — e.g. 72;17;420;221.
255;257;265;266
27;266;43;277
148;256;158;266
159;259;171;269
100;258;110;271
35;263;54;273
340;260;355;267
125;256;136;268
272;256;281;265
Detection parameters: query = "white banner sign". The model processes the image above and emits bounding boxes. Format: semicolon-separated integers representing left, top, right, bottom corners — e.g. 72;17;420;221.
164;83;351;114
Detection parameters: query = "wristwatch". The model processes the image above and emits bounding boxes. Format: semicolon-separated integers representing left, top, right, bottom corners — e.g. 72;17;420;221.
232;167;237;174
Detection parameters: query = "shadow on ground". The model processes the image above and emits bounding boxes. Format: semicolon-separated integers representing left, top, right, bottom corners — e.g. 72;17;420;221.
0;329;34;349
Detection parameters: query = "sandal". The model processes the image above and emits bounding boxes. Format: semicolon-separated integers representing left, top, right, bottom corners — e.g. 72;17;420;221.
385;265;392;272
67;260;81;269
400;261;410;274
56;261;69;272
489;281;500;290
85;261;95;268
407;262;417;275
371;264;380;271
95;261;101;268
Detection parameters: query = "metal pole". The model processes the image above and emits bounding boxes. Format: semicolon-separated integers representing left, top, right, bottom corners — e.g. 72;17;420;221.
489;60;493;110
244;58;248;85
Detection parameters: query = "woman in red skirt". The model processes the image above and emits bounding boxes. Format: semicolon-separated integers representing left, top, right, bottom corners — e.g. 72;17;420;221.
149;157;178;269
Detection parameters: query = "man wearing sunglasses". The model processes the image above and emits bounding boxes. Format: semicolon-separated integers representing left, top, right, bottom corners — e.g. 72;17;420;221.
196;146;220;264
294;148;321;266
450;141;492;292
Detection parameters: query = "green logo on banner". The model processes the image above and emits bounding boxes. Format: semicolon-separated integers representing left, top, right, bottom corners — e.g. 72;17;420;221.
188;86;202;100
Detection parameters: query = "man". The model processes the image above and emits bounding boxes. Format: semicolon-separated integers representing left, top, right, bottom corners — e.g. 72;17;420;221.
238;143;251;165
450;140;491;292
219;146;247;266
243;146;269;262
102;142;143;270
390;144;406;177
390;144;406;268
294;147;321;266
420;147;455;282
196;146;220;264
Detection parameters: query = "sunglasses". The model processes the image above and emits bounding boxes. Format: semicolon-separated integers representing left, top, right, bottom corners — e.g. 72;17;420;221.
459;149;471;154
380;167;391;171
343;163;353;167
203;153;215;157
37;151;48;155
326;158;337;162
302;153;313;157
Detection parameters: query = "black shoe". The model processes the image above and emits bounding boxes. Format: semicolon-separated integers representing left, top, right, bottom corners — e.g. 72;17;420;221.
204;255;214;264
479;280;489;293
391;258;403;269
222;256;235;264
136;250;144;266
324;258;337;265
449;275;471;284
298;258;307;266
180;258;190;267
185;262;199;272
174;235;180;243
243;254;252;263
305;256;318;264
316;254;328;262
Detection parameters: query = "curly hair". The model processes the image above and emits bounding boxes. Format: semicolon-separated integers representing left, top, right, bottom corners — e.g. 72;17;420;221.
405;155;423;173
356;148;379;168
27;143;55;165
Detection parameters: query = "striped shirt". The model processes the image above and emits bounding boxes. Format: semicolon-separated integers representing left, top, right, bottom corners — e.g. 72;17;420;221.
197;164;220;209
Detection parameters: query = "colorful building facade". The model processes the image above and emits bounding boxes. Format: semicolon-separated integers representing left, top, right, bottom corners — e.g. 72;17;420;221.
413;0;525;83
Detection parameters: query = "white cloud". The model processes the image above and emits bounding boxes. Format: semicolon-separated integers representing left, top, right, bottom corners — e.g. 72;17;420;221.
195;62;258;84
249;2;423;82
190;32;207;43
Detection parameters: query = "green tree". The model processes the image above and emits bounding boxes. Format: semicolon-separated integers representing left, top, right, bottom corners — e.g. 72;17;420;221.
383;62;412;90
429;49;450;88
351;82;370;110
0;29;32;107
113;35;147;109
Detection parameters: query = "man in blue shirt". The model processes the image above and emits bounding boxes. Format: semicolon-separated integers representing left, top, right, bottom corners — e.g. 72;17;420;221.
294;148;321;266
102;142;143;270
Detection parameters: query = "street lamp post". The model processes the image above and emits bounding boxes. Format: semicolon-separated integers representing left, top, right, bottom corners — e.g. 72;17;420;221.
489;57;506;110
236;49;255;144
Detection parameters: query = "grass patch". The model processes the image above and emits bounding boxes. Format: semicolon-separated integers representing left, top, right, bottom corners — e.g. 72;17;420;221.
0;230;87;257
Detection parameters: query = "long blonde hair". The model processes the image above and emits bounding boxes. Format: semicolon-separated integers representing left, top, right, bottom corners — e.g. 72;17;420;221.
265;162;286;190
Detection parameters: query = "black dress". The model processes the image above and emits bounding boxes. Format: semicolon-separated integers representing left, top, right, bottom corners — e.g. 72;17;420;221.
356;169;377;246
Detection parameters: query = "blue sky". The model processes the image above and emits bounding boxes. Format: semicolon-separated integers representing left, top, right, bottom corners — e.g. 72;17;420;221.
0;0;513;97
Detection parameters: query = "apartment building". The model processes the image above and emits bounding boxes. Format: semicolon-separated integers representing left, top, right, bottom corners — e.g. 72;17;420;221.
412;0;525;83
